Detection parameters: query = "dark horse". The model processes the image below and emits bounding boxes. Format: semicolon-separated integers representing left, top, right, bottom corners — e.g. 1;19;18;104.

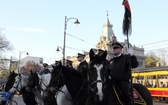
86;49;124;105
7;72;37;105
46;61;89;105
5;71;18;92
26;70;51;105
88;49;153;105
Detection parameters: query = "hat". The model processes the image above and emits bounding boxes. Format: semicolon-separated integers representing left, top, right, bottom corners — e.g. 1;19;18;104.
66;59;73;63
77;53;85;58
43;63;49;67
112;42;123;49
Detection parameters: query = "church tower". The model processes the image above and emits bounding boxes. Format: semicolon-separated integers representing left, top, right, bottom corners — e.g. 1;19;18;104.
96;13;117;59
96;13;145;67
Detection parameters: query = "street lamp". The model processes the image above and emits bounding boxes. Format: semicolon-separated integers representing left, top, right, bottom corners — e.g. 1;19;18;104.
18;51;29;73
62;16;80;66
56;46;63;52
56;46;63;61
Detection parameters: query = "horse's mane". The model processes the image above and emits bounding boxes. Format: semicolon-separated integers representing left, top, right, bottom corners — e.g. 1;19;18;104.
62;66;82;78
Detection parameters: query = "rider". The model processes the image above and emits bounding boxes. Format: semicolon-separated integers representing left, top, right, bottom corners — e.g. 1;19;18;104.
108;41;138;105
39;63;51;75
0;91;12;105
65;59;73;69
76;53;88;80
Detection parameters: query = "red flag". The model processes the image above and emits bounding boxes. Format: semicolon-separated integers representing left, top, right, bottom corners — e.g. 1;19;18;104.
122;0;131;12
122;0;132;36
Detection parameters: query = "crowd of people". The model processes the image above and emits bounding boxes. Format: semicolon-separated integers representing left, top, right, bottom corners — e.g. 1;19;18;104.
0;41;139;105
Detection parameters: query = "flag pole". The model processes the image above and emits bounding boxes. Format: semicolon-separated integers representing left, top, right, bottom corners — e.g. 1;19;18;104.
122;0;134;104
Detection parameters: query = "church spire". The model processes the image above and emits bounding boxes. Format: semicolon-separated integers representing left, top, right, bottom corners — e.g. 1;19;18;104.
102;12;116;42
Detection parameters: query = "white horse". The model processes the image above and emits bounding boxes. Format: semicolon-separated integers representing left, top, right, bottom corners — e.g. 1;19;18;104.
9;74;37;105
56;85;74;105
9;74;28;93
26;71;74;105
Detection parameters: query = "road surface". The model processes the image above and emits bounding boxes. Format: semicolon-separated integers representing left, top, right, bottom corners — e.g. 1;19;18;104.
13;95;166;105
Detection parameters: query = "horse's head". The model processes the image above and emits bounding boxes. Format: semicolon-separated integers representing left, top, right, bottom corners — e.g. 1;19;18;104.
26;70;40;92
88;49;108;101
5;71;18;91
9;74;28;93
47;61;64;93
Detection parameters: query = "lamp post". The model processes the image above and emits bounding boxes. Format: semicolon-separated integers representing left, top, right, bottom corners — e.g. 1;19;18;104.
18;51;29;73
62;16;80;66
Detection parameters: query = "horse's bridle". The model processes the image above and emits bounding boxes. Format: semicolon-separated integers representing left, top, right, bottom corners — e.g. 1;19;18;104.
12;74;22;92
47;67;64;94
88;61;109;99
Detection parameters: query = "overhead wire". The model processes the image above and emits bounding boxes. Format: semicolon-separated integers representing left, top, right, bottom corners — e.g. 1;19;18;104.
137;39;168;47
66;33;96;46
66;33;168;52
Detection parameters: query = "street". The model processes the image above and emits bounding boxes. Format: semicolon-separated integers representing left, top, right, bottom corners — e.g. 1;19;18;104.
13;95;167;105
13;95;25;105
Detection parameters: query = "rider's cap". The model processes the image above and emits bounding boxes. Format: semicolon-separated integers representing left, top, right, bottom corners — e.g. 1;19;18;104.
43;63;49;67
77;53;85;58
66;59;73;63
112;42;123;49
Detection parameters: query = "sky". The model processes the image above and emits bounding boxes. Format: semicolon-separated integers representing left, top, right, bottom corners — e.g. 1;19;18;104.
0;0;168;64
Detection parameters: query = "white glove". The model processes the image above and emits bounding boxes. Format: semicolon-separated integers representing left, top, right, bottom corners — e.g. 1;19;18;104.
128;48;133;55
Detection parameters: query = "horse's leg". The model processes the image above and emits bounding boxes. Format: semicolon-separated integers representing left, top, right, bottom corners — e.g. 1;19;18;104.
21;88;37;105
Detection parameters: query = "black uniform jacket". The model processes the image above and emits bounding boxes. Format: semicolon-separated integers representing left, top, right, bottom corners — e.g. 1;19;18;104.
109;54;138;80
77;60;88;79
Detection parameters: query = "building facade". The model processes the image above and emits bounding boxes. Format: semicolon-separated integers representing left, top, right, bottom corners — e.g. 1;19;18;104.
67;14;145;68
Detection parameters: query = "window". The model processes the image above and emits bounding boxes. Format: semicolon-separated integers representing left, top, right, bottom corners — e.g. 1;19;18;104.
39;58;43;64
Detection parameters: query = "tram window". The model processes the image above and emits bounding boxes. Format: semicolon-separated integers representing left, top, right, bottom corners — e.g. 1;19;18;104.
153;76;156;79
139;76;144;79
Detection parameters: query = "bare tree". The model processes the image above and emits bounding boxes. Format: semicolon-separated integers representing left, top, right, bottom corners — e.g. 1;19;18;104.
145;51;157;67
0;30;13;54
156;48;168;66
20;61;43;75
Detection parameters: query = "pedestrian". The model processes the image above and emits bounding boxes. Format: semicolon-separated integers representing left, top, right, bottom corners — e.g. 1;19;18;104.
39;63;51;75
76;53;88;79
65;59;73;69
108;41;138;105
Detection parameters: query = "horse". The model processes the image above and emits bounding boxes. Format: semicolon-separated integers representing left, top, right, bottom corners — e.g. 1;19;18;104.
5;71;18;92
88;49;153;105
2;71;18;104
47;61;89;105
86;49;124;105
26;70;51;105
9;73;37;105
44;61;74;105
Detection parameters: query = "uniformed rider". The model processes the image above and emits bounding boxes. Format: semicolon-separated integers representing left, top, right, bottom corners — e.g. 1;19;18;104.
66;59;74;69
39;63;51;75
76;53;88;79
108;41;138;105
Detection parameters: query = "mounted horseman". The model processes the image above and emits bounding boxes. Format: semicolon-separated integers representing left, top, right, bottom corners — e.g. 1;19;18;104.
76;53;88;80
108;41;138;105
66;59;74;69
39;63;51;75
